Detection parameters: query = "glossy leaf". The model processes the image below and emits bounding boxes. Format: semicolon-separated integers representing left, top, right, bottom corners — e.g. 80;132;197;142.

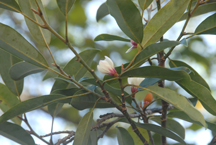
73;111;93;145
0;122;35;145
128;126;149;145
117;127;134;145
138;78;160;91
150;116;185;139
57;0;76;15
0;0;20;12
141;0;190;48
176;79;216;115
0;94;76;124
131;41;180;68
179;3;216;21
9;62;45;80
147;85;206;128
107;0;143;43
0;23;48;68
71;90;114;110
18;0;51;46
138;0;153;11
195;13;216;35
94;34;130;42
121;66;191;81
51;49;100;91
0;83;21;124
0;49;23;96
96;2;109;21
169;60;210;90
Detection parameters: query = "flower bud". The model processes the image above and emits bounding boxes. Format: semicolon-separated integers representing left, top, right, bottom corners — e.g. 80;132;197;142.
144;92;153;107
128;77;144;94
97;56;118;77
126;40;138;53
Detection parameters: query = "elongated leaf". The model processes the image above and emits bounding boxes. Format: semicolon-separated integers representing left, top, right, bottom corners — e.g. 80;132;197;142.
10;62;45;80
18;0;51;46
128;126;149;145
131;41;180;68
179;3;216;21
0;83;21;124
73;111;93;145
0;49;23;96
138;0;153;11
169;60;210;90
0;23;48;68
121;66;190;81
119;118;186;145
96;2;109;21
0;122;35;145
51;49;100;91
48;103;64;117
138;78;160;91
107;0;143;43
0;94;78;124
150;116;185;139
147;85;206;128
71;90;114;110
0;0;20;12
57;0;76;15
141;0;189;48
117;127;134;145
94;34;130;42
195;13;216;35
176;79;216;115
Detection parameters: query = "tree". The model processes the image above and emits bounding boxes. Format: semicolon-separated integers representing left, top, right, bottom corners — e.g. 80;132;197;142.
0;0;215;144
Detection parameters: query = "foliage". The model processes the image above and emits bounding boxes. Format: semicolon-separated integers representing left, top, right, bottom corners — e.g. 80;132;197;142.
0;0;216;145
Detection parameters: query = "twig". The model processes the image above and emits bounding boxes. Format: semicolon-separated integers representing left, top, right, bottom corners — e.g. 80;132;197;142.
40;131;75;137
55;131;75;145
209;135;216;145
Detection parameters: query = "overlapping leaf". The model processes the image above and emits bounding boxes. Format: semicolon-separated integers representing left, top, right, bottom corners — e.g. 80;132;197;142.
0;49;23;96
117;127;134;145
128;126;149;145
138;0;153;11
0;23;48;68
57;0;76;15
141;0;190;48
107;0;143;43
96;2;109;21
94;34;130;42
10;62;45;80
0;0;20;12
18;0;51;46
0;122;35;145
0;83;21;124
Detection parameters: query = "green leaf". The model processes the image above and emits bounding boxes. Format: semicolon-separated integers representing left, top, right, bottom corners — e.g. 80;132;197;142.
73;111;93;145
18;0;51;46
0;23;48;68
0;49;23;96
131;41;180;68
128;126;149;145
138;78;160;91
48;103;64;117
0;0;20;12
147;85;206;128
138;0;153;11
180;38;188;47
150;116;185;139
96;2;109;21
169;60;210;90
121;66;190;81
0;122;35;145
179;3;216;21
9;62;45;80
57;0;76;15
51;49;100;91
107;0;143;43
87;129;98;145
176;79;216;116
135;123;186;145
195;13;216;35
117;127;134;145
0;94;76;124
141;0;190;48
94;34;130;42
0;83;21;124
70;90;114;110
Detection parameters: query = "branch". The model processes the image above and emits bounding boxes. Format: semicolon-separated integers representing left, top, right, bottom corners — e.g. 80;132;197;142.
55;131;75;145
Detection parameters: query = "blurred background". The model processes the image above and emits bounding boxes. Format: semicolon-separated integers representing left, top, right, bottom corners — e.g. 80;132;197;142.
0;0;216;144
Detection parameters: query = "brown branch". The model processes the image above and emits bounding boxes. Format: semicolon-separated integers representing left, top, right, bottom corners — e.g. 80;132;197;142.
55;131;75;145
209;135;216;145
40;131;75;138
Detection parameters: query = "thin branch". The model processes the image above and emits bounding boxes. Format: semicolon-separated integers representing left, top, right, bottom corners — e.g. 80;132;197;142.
55;131;75;145
40;131;75;138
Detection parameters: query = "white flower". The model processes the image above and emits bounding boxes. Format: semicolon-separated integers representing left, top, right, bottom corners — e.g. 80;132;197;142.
126;40;138;53
128;77;144;93
97;56;118;77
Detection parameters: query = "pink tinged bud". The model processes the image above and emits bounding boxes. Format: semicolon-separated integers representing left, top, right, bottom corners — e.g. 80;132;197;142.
128;77;144;93
126;40;138;53
97;56;118;77
144;101;150;107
